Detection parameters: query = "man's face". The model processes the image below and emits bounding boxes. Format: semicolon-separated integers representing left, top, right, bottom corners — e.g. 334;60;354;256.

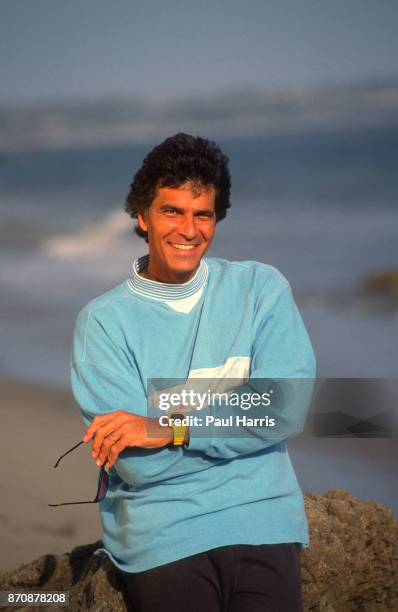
138;182;216;284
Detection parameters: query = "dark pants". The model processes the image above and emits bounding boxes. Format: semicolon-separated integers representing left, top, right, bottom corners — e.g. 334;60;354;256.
122;543;303;611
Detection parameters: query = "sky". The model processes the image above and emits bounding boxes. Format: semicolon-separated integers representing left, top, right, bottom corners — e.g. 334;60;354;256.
1;0;398;104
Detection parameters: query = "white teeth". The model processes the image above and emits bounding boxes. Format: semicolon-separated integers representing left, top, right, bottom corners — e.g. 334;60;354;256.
171;243;196;250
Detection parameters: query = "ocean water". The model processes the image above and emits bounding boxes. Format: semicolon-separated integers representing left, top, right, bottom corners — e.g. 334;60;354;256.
1;128;397;384
1;129;397;515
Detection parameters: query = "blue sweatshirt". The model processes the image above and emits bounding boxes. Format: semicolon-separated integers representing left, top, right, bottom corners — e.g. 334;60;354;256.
71;256;316;573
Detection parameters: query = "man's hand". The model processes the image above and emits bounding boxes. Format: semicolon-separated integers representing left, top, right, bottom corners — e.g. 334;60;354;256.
82;410;173;469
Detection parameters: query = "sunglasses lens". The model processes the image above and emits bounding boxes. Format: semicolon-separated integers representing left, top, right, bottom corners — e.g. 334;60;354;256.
94;469;109;502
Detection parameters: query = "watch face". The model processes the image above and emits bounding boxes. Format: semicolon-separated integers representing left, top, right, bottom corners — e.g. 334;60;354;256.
169;413;185;422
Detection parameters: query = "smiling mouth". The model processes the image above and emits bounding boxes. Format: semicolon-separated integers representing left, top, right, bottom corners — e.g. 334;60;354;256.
168;242;200;251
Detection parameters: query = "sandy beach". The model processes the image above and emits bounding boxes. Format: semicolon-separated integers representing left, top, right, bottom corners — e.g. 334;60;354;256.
0;378;101;572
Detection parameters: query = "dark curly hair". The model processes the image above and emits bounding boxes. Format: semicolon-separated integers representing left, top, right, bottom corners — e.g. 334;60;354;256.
124;133;231;241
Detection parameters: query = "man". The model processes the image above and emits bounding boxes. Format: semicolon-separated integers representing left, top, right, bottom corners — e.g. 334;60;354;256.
71;133;316;611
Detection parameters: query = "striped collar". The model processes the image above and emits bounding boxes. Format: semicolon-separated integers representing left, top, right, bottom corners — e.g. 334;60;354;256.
127;254;208;301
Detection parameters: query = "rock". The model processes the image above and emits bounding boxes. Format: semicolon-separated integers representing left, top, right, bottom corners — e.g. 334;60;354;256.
302;490;398;611
0;490;397;611
0;542;128;612
363;269;398;294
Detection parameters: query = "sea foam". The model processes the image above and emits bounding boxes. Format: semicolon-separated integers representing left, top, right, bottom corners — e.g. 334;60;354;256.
42;210;132;258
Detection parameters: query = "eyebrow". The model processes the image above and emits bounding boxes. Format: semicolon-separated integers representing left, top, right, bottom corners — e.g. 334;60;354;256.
158;204;214;214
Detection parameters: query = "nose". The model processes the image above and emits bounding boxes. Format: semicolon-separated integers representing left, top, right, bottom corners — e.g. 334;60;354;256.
177;213;198;240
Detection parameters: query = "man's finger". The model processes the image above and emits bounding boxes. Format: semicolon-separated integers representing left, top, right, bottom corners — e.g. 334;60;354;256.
85;411;128;444
91;419;126;456
83;411;125;442
96;431;124;466
83;414;118;442
105;437;127;469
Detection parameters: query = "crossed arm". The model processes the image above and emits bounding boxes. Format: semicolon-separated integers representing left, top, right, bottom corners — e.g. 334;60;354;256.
73;283;316;480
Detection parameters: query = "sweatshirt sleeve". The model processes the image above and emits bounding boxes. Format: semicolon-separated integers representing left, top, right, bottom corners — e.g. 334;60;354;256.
71;307;222;488
187;282;316;459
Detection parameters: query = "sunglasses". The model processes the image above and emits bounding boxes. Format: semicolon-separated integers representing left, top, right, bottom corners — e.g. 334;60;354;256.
48;441;109;507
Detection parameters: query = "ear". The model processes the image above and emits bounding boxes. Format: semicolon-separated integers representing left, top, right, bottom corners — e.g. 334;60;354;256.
137;209;148;233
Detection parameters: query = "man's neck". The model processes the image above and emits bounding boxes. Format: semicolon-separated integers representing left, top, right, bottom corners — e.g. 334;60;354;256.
139;264;198;285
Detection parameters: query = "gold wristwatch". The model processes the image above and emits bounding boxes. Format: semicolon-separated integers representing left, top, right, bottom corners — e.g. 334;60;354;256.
169;413;188;446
